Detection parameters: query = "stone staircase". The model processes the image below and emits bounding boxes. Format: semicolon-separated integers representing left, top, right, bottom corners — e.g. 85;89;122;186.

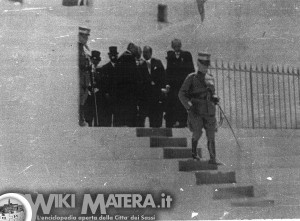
1;127;300;220
133;128;274;219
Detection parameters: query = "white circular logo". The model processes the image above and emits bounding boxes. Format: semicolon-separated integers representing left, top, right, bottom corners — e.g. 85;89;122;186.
0;193;32;221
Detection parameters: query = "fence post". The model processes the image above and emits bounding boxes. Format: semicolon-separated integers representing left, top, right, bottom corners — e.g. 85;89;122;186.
249;64;255;129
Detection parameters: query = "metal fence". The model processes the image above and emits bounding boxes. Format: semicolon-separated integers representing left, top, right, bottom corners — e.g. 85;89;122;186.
209;61;300;129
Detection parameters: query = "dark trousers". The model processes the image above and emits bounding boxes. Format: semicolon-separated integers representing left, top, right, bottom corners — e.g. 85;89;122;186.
84;95;98;127
79;105;85;126
114;98;137;127
137;99;163;128
165;89;187;128
97;95;113;127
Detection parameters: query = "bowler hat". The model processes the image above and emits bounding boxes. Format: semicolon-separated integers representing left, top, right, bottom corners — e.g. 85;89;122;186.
91;50;101;60
108;46;118;55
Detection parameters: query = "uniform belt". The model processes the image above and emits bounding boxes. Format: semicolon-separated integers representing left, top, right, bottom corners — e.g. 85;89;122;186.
190;97;206;100
191;97;211;101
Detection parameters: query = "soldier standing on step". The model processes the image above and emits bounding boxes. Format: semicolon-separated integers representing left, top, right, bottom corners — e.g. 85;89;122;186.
78;26;91;126
178;53;220;164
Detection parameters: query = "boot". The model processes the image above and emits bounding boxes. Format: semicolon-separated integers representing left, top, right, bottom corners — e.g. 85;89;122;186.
192;139;200;161
208;141;217;164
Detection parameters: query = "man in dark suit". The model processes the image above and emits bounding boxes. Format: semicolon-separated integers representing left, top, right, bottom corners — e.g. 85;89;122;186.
165;39;195;128
113;43;139;127
97;46;119;127
136;46;148;127
137;46;168;127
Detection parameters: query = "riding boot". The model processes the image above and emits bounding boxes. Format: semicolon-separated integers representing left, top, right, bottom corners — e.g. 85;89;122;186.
192;139;200;161
208;140;217;164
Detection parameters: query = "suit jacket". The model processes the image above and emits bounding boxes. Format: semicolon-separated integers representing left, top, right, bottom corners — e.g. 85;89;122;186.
114;50;138;100
97;62;116;98
166;50;195;90
137;58;166;103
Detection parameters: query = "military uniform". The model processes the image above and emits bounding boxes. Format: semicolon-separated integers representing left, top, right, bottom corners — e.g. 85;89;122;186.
78;27;91;126
178;52;219;163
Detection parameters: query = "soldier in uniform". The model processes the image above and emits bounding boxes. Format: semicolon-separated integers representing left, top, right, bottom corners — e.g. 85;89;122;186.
178;53;220;164
113;43;139;127
165;39;195;128
97;46;119;127
78;26;91;126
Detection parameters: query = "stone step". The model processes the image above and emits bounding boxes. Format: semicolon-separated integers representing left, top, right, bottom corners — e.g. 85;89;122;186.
162;205;300;220
195;171;236;185
251;155;300;168
163;147;202;159
250;146;300;157
72;128;151;149
9;159;181;178
178;160;218;171
258;182;300;194
238;136;300;151
249;168;300;183
150;137;187;147
136;128;173;137
37;147;164;161
223;205;300;219
213;185;255;200
232;167;300;184
3;170;198;191
231;198;275;207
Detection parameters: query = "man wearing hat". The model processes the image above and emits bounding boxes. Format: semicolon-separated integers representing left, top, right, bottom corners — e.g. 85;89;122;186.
84;50;101;127
178;53;220;164
97;46;119;126
165;39;195;128
78;26;91;126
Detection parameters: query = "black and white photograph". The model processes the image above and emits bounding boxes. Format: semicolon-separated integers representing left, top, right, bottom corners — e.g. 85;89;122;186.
0;0;300;220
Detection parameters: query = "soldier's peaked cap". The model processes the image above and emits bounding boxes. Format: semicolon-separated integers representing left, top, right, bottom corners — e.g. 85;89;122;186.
108;46;118;55
198;52;211;61
79;26;90;35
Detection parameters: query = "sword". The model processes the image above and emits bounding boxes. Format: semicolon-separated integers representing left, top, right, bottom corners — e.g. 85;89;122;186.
217;104;242;151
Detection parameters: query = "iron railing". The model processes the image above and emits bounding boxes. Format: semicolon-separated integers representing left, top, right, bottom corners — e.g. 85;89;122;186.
209;61;300;129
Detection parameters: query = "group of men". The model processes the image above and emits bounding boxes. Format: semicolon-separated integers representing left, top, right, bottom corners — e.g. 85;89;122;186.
78;27;195;128
78;26;220;163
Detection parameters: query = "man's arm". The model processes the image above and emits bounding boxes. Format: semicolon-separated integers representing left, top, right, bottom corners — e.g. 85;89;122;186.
178;74;193;110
